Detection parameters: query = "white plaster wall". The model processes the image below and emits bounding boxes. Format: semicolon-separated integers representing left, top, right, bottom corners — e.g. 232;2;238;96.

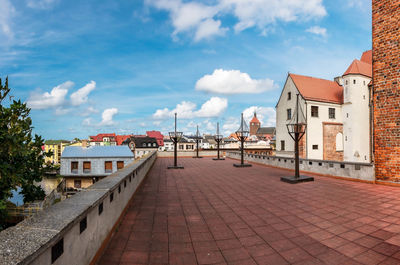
275;77;305;157
61;157;134;176
342;75;371;162
305;101;343;160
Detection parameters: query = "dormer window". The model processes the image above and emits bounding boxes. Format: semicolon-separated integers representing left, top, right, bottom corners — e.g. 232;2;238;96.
288;92;291;100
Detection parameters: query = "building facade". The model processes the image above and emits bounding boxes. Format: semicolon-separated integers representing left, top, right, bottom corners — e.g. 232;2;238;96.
60;146;134;189
123;136;159;158
276;51;372;163
44;140;70;164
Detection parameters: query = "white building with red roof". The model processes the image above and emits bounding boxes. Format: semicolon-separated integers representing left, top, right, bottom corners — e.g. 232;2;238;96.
276;50;372;162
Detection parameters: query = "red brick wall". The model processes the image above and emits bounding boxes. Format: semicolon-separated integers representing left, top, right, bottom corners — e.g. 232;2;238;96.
250;122;260;136
323;123;344;161
299;131;306;158
373;0;400;181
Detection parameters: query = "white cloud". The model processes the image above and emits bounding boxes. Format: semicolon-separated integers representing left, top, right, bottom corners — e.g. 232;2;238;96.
146;0;327;41
70;81;96;106
153;97;228;119
99;108;118;126
147;0;223;41
306;26;327;37
27;0;58;9
196;69;276;94
221;0;326;32
243;106;276;127
194;19;227;41
196;97;227;117
222;117;239;135
0;0;15;38
27;81;73;109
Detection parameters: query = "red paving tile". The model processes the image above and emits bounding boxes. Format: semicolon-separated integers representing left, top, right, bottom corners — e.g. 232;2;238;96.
97;157;400;264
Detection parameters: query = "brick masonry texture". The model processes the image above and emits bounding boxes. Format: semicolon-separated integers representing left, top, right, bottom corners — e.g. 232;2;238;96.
373;0;400;181
323;123;343;161
97;158;400;265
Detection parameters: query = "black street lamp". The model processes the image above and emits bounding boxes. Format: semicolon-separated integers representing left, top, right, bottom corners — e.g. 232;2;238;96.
168;113;184;169
233;113;252;167
193;125;203;158
281;94;314;183
213;122;225;160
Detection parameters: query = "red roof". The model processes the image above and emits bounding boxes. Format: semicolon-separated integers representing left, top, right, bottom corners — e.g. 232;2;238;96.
250;113;260;124
116;135;132;146
290;73;343;104
360;50;372;64
147;130;164;146
89;133;116;142
343;59;372;78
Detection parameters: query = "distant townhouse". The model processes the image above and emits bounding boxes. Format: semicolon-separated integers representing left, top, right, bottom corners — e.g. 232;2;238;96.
146;131;164;151
88;133;131;146
60;146;134;189
44;140;70;164
122;136;159;158
276;50;372;163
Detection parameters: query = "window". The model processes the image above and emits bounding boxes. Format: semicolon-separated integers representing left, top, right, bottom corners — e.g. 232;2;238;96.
329;108;335;119
179;145;184;150
51;238;63;264
287;109;292;120
142;143;146;147
363;81;366;85
80;217;87;234
98;202;103;215
311;106;319;117
71;162;78;173
281;140;285;151
345;80;348;85
288;92;291;100
347;113;349;118
117;161;124;170
83;161;91;173
336;133;343;151
312;145;318;150
148;143;152;147
353;79;356;84
74;180;81;188
153;143;156;147
105;161;112;173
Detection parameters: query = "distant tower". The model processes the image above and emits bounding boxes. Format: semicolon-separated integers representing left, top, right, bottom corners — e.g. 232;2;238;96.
373;0;400;181
249;112;261;136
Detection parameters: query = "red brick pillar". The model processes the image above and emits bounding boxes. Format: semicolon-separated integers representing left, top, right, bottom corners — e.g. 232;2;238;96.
373;1;400;181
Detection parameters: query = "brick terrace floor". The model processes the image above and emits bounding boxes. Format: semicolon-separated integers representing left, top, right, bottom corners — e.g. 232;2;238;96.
97;158;400;265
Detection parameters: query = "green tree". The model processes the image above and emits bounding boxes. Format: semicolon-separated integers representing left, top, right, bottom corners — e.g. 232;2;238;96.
0;77;51;229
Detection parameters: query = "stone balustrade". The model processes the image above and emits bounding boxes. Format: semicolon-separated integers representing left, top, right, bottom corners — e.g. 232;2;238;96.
226;151;375;182
0;151;156;265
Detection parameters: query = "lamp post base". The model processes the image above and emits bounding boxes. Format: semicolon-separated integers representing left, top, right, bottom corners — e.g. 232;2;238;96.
192;156;203;158
280;175;314;184
167;165;185;169
213;158;225;160
233;163;252;168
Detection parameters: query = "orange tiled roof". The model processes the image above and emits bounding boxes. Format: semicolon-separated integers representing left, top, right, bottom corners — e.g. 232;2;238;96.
289;73;343;104
343;59;372;78
250;114;260;124
360;50;372;64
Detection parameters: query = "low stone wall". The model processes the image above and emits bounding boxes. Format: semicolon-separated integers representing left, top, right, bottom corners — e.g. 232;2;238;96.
226;151;375;182
157;150;222;157
0;151;157;265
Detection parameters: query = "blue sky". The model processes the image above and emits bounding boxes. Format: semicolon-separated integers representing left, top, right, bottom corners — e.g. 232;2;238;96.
0;0;371;140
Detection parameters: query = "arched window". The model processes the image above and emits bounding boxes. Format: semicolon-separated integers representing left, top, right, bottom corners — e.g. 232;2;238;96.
336;133;343;151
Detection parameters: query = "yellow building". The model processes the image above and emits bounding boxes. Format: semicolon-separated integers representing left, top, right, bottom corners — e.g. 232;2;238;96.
44;140;70;165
